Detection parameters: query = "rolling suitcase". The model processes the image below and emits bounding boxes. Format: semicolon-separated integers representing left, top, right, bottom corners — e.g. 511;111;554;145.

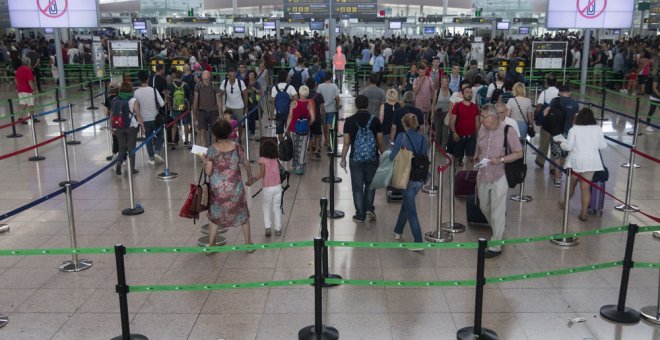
466;194;489;226
588;182;605;216
386;186;403;202
455;170;477;198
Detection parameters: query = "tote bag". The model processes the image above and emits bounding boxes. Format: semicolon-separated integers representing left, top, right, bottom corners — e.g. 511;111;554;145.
370;150;393;190
391;139;413;190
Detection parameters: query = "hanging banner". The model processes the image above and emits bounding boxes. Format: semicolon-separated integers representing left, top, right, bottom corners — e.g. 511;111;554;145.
546;0;634;29
9;0;99;28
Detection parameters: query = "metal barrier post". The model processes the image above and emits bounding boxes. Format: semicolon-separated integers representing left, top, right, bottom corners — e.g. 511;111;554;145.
105;119;114;161
78;67;85;92
58;183;93;272
310;198;343;287
615;102;640;212
422;139;439;194
0;313;7;328
597;68;609;123
87;80;98;110
640;265;660;325
157;127;178;180
457;238;498;340
600;224;641;324
322;115;342;183
244;118;254;163
53;88;66;122
6;99;23;138
442;159;465;233
58;124;79;187
425;167;453;242
622;97;641;168
190;112;197;145
66;104;81;145
28;113;46;161
298;236;340;340
510;141;533;202
111;244;148;340
353;60;359;95
121;156;144;216
550;168;579;246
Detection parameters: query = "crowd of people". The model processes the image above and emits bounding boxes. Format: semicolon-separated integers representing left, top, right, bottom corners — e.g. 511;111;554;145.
5;30;658;254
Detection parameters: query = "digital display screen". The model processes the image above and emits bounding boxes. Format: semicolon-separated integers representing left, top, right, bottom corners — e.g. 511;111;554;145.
519;27;530;34
424;27;435;34
9;0;99;28
234;26;245;33
309;21;324;30
264;21;276;29
497;22;510;30
389;21;402;29
547;0;634;29
613;29;620;34
133;20;146;30
44;27;54;33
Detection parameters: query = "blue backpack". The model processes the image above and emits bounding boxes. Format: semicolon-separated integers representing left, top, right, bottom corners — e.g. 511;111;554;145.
274;84;291;116
314;69;326;85
352;116;377;161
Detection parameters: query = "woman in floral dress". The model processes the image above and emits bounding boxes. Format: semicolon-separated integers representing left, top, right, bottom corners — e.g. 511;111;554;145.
204;118;256;250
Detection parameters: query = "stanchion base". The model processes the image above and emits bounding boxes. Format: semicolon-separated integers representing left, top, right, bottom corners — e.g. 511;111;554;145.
626;131;643;136
621;163;641;169
327;210;345;220
6;133;23;138
614;204;640;212
599;304;641;324
653;231;660;240
321;176;342;183
510;194;533;202
66;141;82;145
58;259;93;272
421;185;438;194
53;118;67;123
0;224;9;234
197;235;227;247
424;230;453;243
200;224;229;234
441;222;466;234
111;334;148;340
28;156;46;161
0;314;7;328
122;207;145;216
59;180;79;187
549;237;579;247
86;106;99;110
298;325;339;340
157;171;178;180
308;273;344;288
456;326;498;340
640;305;660;325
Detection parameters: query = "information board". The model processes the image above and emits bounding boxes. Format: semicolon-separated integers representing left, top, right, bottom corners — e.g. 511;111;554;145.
547;0;634;29
110;41;141;68
530;41;568;84
283;0;376;20
9;0;99;28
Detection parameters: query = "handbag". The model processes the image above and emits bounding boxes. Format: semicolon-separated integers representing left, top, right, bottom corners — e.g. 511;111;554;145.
370;150;394;190
179;170;209;223
391;136;413;190
592;151;609;182
503;125;527;189
513;98;535;138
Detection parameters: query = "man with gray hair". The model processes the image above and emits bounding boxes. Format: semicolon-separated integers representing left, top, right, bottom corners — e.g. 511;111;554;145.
390;91;424;139
15;57;37;123
192;70;221;146
474;103;523;258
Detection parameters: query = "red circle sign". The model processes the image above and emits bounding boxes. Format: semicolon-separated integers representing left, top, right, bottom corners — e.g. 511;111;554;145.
576;0;607;19
37;0;68;19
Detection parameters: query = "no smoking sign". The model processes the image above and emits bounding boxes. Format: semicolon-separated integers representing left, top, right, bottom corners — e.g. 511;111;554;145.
37;0;68;19
577;0;607;19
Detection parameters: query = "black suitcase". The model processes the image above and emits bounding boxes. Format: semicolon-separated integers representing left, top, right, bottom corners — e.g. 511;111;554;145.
466;194;489;226
386;186;403;202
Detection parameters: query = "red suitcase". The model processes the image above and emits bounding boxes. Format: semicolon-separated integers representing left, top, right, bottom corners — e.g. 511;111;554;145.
455;170;477;198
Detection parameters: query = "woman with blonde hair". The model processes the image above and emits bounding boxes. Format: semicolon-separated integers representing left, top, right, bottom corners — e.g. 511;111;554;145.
287;85;316;174
379;88;401;146
506;82;534;140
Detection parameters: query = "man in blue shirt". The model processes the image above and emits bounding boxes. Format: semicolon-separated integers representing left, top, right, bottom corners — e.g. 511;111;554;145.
371;48;385;87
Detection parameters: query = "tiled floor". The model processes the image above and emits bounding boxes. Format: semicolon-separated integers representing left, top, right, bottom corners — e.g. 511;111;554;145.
0;81;658;339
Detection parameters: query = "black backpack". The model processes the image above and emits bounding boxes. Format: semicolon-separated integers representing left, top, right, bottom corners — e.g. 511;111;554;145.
290;68;303;92
490;83;504;104
405;132;429;182
542;97;566;136
278;134;294;162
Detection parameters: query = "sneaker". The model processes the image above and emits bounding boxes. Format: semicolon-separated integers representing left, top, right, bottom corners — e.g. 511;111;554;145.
485;249;502;258
265;228;272;237
646;126;654;132
394;233;402;241
170;145;176;151
33;118;41;123
352;215;365;224
408;245;425;252
366;211;376;221
275;229;282;236
115;165;122;175
183;141;191;147
147;158;156;165
553;178;562;188
154;154;165;164
131;169;139;175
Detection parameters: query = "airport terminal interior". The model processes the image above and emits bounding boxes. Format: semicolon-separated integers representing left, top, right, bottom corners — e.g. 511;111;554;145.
0;0;659;339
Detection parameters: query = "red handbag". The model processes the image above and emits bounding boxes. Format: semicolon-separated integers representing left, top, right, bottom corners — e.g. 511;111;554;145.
179;170;209;223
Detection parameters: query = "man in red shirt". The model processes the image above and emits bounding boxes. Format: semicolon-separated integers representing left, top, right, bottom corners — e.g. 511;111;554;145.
15;57;38;123
449;86;479;166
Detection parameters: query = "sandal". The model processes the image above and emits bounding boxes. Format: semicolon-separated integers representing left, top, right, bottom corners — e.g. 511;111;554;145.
246;243;256;253
578;215;588;222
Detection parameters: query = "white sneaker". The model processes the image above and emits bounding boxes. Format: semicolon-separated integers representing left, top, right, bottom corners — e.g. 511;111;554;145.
646;126;654;132
394;233;402;241
147;158;155;165
154;154;165;164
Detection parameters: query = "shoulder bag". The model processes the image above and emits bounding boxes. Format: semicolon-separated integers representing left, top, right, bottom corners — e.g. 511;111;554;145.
513;98;535;138
503;125;527;189
391;135;414;190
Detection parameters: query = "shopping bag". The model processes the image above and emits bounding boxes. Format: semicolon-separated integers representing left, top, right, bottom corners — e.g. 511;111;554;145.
179;171;209;223
391;148;413;190
370;150;393;190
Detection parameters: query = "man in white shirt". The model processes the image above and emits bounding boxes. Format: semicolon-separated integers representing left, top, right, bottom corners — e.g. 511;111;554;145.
133;71;165;165
572;47;581;68
534;75;559;170
219;67;248;142
486;71;506;103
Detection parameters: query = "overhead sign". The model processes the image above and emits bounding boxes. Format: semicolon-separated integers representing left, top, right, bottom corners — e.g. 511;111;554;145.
283;0;376;20
547;0;634;29
9;0;98;28
166;17;216;23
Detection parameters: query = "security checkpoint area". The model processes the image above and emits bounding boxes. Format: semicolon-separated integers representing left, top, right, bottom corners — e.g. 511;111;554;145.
0;0;659;339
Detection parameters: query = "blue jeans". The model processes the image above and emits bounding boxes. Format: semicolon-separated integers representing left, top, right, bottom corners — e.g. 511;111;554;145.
143;120;163;159
393;180;424;242
349;159;379;220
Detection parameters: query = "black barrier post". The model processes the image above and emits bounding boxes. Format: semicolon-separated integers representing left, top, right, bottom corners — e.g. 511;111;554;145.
299;237;340;340
87;80;98;110
53;87;66;122
111;244;148;340
600;224;642;324
323;123;344;219
6;99;23;138
78;68;85;92
310;198;343;287
457;238;498;340
597;68;609;124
